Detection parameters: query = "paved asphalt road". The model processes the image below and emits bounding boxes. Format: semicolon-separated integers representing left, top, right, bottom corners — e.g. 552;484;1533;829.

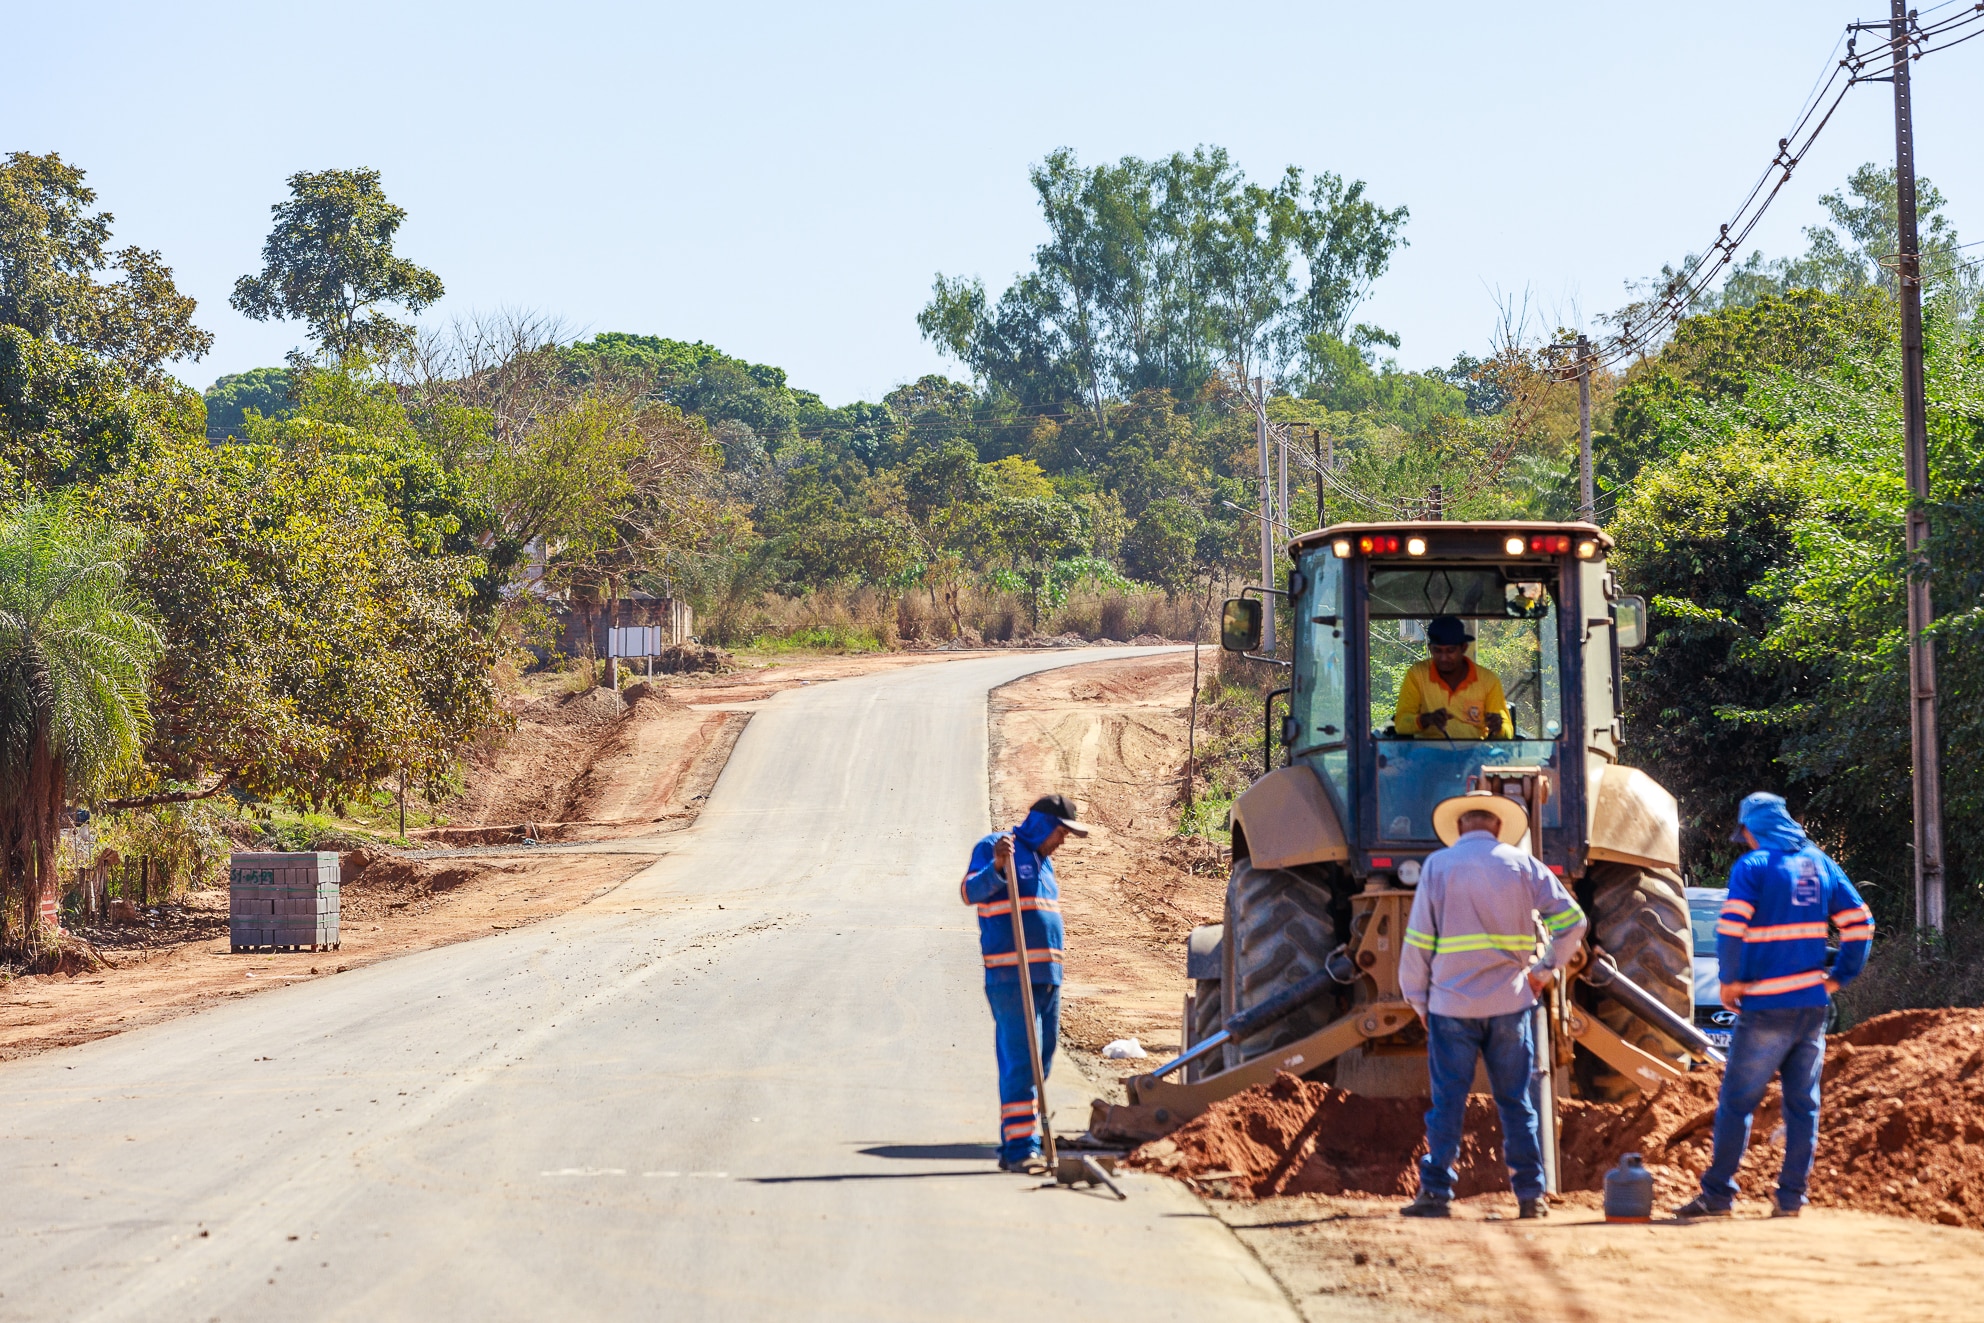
0;650;1294;1321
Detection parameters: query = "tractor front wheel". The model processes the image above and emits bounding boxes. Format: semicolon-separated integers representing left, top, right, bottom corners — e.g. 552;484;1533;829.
1580;860;1693;1099
1220;855;1343;1070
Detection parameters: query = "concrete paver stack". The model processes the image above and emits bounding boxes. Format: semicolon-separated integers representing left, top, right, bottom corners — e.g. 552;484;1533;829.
228;851;340;952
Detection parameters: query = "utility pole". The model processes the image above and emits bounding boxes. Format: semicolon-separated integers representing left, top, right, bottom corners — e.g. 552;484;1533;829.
1889;0;1945;933
1276;405;1290;562
1313;427;1326;529
1577;333;1595;522
1255;377;1276;655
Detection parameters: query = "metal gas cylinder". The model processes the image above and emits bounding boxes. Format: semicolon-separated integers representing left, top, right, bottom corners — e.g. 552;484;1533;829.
1603;1152;1655;1223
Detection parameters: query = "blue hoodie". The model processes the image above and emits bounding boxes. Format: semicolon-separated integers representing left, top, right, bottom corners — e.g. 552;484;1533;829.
959;810;1066;987
1717;793;1873;1009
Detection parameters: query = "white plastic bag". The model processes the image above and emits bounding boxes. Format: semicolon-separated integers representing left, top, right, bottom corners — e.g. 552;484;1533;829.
1101;1038;1148;1060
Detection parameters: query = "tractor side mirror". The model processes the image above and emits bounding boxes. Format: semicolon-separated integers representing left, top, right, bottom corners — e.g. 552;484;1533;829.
1614;595;1647;649
1220;597;1262;653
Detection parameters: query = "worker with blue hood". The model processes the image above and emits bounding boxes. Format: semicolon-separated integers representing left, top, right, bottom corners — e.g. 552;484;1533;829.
1675;792;1874;1220
959;794;1088;1173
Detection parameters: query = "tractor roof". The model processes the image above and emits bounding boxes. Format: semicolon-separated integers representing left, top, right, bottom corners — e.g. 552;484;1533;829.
1290;519;1614;555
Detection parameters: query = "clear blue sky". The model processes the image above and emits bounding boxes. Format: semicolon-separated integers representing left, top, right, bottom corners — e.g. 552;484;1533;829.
8;1;1980;405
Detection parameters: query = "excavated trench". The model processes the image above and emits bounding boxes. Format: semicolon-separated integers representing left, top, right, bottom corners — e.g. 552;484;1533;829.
1129;1006;1984;1227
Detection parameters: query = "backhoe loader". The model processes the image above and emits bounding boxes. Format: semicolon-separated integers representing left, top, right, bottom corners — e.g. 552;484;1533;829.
1093;522;1716;1164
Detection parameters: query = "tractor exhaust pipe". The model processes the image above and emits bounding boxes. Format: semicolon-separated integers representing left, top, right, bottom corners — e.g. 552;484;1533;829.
1581;950;1727;1065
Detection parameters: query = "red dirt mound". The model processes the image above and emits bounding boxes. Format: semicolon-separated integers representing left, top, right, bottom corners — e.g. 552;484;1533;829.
338;849;515;922
1128;1007;1984;1227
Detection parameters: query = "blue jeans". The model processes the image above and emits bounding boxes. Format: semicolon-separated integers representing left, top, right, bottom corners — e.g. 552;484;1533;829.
986;981;1059;1162
1699;1004;1827;1210
1419;1010;1545;1201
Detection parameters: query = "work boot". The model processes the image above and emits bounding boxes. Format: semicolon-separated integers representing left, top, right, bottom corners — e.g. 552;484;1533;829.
998;1151;1048;1175
1518;1196;1549;1219
1399;1190;1451;1218
1673;1195;1733;1220
1771;1196;1803;1218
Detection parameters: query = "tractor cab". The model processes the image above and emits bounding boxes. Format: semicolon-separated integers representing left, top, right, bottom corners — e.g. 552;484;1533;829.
1222;521;1647;883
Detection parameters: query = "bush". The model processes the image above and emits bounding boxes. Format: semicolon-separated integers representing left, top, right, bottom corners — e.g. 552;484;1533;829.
1834;910;1984;1027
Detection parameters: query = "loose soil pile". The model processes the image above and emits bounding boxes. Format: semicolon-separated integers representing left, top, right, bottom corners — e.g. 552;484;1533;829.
1129;1007;1984;1228
339;848;522;921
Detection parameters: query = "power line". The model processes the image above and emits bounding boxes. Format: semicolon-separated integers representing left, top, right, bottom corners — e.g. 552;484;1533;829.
1594;5;1984;371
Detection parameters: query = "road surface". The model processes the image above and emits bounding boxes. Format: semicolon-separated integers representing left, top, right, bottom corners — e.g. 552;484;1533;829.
0;649;1292;1321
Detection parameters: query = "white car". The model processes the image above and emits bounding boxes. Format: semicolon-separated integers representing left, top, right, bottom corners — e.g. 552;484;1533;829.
1684;886;1736;1050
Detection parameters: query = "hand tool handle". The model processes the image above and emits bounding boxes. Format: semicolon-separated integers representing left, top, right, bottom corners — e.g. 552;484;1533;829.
1002;846;1056;1167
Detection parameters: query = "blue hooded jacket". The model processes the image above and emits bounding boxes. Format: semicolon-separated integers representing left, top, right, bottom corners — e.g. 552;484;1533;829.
1717;793;1873;1009
959;810;1065;987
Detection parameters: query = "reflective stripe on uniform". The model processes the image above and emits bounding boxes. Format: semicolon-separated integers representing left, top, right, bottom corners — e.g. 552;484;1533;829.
1832;904;1873;927
1405;928;1436;951
1743;969;1828;997
1543;903;1585;933
1837;925;1874;942
983;949;1064;968
1723;898;1756;919
1430;933;1537;954
975;897;1062;918
1743;922;1829;943
1716;919;1749;937
1000;1101;1035;1118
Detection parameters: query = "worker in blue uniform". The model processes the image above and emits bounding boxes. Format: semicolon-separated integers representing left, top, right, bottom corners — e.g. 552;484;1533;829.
1675;792;1874;1219
959;794;1088;1173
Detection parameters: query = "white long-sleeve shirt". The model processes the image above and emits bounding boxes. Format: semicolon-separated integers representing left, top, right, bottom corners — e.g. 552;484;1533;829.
1399;830;1587;1019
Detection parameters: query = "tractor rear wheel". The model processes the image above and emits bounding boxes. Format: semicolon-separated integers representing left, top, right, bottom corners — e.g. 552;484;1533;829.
1220;855;1342;1070
1581;861;1693;1099
1186;980;1224;1082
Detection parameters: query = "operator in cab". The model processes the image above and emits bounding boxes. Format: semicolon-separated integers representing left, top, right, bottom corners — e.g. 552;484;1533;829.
1393;616;1512;740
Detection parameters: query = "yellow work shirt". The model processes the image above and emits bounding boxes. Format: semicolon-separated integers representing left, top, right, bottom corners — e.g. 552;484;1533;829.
1393;659;1512;740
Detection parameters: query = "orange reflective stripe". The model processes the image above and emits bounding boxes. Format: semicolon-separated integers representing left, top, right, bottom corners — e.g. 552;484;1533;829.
983;949;1065;967
1000;1102;1035;1117
1744;970;1827;997
1715;920;1748;937
1837;925;1874;942
976;898;1062;918
1743;922;1829;943
1723;899;1756;919
1831;905;1872;926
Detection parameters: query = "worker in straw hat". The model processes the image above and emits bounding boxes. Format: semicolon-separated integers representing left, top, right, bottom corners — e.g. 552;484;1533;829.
1398;789;1586;1220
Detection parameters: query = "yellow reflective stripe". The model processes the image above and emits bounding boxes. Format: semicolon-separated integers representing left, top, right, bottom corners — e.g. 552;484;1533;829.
976;898;1061;918
1431;933;1538;954
1543;903;1584;932
1744;970;1827;997
983;949;1064;967
1405;928;1437;951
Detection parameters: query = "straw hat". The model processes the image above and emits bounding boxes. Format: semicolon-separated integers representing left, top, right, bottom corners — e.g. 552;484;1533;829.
1432;790;1528;846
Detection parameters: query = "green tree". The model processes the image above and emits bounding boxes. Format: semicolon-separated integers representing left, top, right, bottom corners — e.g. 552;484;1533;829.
204;366;293;441
231;168;444;359
0;499;161;960
0;152;213;385
100;438;497;811
920;146;1408;409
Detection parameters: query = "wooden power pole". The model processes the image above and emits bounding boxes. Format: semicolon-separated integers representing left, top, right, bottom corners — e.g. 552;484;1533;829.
1576;333;1595;522
1888;0;1945;933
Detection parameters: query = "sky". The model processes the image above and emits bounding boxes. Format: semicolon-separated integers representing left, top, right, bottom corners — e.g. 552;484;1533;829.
7;0;1982;406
